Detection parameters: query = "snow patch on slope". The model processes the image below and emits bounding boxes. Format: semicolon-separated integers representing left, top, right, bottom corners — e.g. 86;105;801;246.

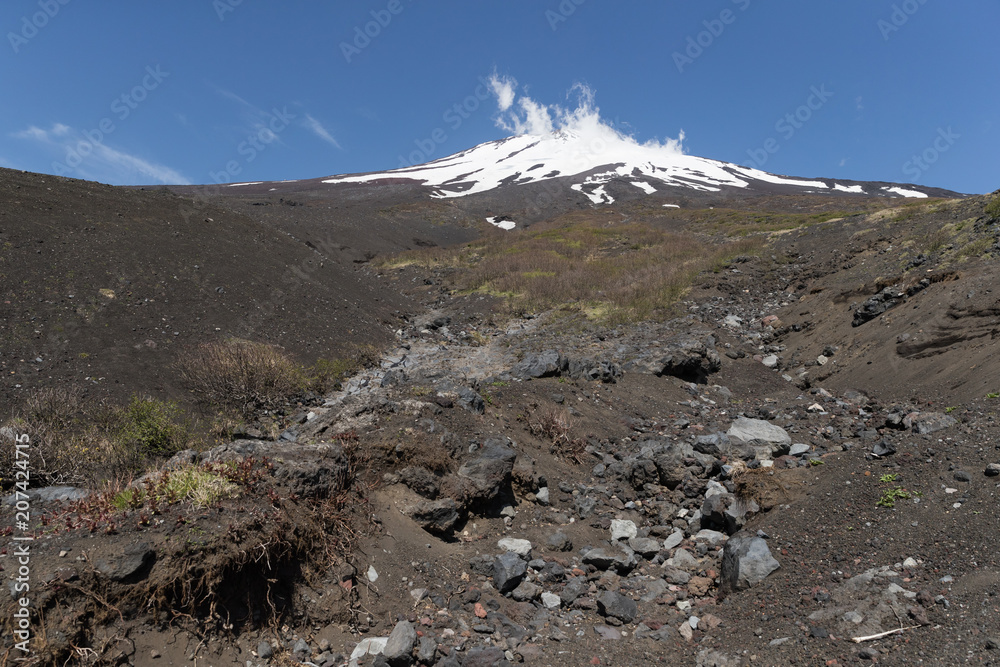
882;186;929;198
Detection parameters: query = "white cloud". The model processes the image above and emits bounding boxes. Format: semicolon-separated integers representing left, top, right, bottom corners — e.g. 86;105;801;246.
487;76;685;155
855;96;864;111
303;114;342;150
489;73;517;112
11;122;189;185
839;157;848;167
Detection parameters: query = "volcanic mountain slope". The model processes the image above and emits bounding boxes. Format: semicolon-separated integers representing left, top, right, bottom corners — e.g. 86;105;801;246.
4;154;1000;667
0;167;426;420
4;187;1000;667
318;128;962;206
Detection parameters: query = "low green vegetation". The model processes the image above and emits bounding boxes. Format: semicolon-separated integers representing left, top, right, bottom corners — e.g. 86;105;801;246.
876;472;917;508
0;387;193;488
381;213;765;324
985;195;1000;220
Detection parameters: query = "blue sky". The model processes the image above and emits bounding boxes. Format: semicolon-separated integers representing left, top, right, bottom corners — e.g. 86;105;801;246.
1;1;996;194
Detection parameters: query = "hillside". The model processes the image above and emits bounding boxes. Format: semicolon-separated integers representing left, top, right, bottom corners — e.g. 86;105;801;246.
2;162;1000;666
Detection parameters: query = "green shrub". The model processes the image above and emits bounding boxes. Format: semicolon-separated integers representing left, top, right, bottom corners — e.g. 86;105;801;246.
116;396;187;457
0;388;192;488
985;195;1000;220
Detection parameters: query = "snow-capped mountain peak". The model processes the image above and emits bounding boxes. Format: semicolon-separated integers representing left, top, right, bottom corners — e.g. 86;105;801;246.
322;128;934;203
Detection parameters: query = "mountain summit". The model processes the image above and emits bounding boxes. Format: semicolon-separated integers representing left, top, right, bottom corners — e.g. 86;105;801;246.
321;128;952;203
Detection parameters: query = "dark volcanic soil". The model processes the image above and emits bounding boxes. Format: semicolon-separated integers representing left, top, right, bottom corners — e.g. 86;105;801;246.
2;170;1000;667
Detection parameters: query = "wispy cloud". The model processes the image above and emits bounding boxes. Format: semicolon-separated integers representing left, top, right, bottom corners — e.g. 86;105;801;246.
12;123;189;185
212;84;289;146
487;74;685;154
303;113;342;150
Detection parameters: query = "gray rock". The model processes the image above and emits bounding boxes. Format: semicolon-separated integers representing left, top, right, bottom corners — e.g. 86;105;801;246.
853;286;905;327
872;438;897;457
408;498;461;535
456;440;517;505
594;624;622;640
789;443;811;456
663;530;685;551
986;464;1000;477
457;387;486;414
646;335;722;383
696;648;742;666
640;579;668;602
720;534;780;594
762;355;778;368
512;350;563;380
417;636;436;664
257;641;274;660
954;470;972;482
560;578;588;606
95;542;154;582
905;412;957;435
628;537;661;557
582;546;637;574
461;647;509;667
727;417;791;455
493;552;528;594
574;495;598;518
662;565;691;585
547;532;573;552
497;538;532;557
610;519;637;541
4;485;90;505
291;638;310;658
541;591;561;608
597;590;638;623
672;548;700;571
511;581;541;602
535;487;550;505
397;466;439;498
383;620;417;663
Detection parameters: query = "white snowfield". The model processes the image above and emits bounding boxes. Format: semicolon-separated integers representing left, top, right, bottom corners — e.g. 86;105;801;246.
321;128;933;202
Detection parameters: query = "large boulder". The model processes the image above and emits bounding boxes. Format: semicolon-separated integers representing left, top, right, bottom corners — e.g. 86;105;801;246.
638;336;722;383
511;350;563;380
597;590;638;623
719;534;780;594
408;498;461;535
450;439;517;508
727;417;791;458
494;552;528;594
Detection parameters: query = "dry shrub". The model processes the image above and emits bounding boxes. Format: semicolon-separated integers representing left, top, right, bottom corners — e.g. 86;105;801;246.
0;388;192;488
175;339;307;418
529;408;572;442
729;459;789;511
